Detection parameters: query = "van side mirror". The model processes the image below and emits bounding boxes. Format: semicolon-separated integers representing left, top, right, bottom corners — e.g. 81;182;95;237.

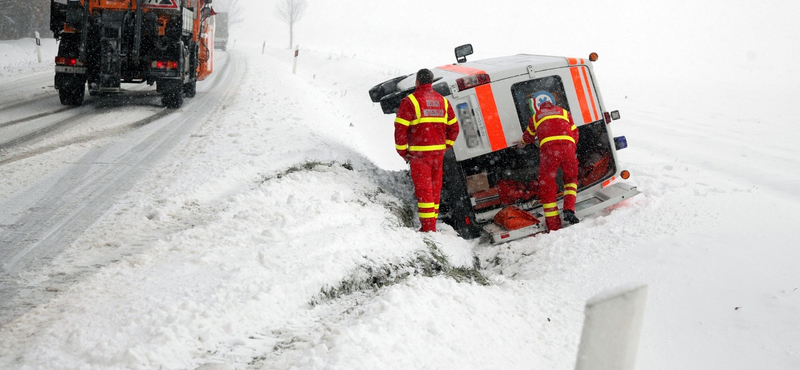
455;44;473;63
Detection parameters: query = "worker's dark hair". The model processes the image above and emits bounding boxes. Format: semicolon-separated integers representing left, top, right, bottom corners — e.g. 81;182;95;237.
416;68;434;85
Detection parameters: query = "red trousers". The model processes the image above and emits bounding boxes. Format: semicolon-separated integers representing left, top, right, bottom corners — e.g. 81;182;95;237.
538;142;578;231
409;154;444;232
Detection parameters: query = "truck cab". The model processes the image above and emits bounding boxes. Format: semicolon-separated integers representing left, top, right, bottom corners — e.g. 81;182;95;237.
370;45;640;243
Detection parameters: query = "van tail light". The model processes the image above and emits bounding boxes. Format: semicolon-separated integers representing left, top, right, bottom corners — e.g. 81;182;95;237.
55;56;82;66
456;73;490;91
604;110;621;124
151;60;179;69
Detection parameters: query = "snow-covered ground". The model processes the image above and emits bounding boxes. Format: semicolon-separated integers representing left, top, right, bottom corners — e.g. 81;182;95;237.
1;0;800;369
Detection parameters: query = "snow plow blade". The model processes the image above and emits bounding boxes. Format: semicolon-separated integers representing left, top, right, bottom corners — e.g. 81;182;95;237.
483;183;640;244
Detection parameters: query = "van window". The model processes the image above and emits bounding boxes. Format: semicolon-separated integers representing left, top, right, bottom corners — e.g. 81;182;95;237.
510;75;570;131
456;102;482;148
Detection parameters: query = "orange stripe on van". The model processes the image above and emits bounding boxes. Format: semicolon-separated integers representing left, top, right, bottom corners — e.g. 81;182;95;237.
580;67;599;121
568;58;586;65
436;64;507;151
436;64;484;76
474;84;507;151
570;67;592;124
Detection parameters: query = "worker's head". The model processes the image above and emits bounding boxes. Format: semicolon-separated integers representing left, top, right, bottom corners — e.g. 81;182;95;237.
529;91;556;113
416;68;434;86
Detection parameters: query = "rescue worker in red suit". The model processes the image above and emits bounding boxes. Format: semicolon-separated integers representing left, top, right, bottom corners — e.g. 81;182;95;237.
516;93;580;231
394;69;459;232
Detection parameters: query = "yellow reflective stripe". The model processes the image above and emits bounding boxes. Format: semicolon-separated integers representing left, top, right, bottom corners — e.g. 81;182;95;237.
571;125;577;131
435;204;440;209
407;117;447;125
395;117;410;127
408;94;421;123
526;126;536;136
534;109;569;129
445;139;455;146
419;212;438;219
443;99;456;124
396;144;408;150
544;210;560;217
418;202;435;209
543;202;558;209
565;183;577;190
563;190;577;196
418;117;447;124
540;135;575;146
409;144;446;151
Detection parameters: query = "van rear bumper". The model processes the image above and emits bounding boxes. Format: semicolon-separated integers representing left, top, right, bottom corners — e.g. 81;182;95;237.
482;182;640;244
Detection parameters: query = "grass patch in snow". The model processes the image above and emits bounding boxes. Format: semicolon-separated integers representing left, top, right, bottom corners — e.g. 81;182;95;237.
259;160;353;183
311;239;487;307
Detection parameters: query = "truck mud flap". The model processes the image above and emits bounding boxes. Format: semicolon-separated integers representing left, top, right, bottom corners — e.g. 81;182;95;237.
483;182;640;244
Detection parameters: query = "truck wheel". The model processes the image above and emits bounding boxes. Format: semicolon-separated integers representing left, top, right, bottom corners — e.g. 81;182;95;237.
58;84;85;106
162;92;183;108
183;80;196;98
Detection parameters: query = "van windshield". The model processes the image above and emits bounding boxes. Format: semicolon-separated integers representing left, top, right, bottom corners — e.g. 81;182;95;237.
510;75;571;132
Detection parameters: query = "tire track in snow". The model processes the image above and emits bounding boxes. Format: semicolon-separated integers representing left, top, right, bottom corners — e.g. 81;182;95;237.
0;51;244;326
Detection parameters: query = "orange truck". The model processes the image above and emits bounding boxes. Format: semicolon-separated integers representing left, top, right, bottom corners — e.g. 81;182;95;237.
50;0;216;108
370;45;640;243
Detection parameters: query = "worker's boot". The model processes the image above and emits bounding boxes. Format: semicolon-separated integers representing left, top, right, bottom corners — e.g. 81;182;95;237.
545;215;561;232
563;210;580;225
419;218;437;233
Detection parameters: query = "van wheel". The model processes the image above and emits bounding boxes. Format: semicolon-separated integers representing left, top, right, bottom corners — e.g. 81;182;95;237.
368;74;412;103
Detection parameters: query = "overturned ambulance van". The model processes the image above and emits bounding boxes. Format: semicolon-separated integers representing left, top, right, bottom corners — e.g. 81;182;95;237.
369;45;639;243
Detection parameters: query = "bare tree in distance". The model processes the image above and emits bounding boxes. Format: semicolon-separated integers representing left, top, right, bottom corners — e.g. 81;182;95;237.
274;0;308;49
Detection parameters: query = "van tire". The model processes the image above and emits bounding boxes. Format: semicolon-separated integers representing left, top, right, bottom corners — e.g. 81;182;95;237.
368;74;411;103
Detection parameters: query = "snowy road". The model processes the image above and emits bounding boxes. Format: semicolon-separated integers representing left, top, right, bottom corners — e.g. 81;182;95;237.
0;51;243;324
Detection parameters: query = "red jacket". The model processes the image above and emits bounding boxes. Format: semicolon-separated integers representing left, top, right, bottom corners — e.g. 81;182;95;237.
394;84;459;158
522;101;579;147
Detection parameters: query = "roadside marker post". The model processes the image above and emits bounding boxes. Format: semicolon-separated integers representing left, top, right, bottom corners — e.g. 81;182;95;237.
575;284;648;370
35;31;42;63
292;45;299;74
